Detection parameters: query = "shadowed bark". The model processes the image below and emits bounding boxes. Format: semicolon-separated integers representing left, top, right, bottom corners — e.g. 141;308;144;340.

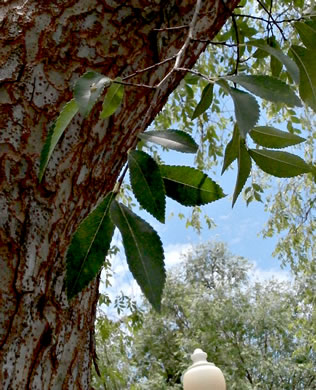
0;0;239;387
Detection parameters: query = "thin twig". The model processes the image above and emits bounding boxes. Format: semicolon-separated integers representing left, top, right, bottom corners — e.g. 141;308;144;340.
122;54;177;81
256;0;287;40
156;0;203;88
176;67;215;82
231;13;240;75
114;80;156;89
191;38;238;47
153;25;189;32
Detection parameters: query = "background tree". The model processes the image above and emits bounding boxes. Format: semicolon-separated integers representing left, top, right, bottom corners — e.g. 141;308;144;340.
94;242;316;389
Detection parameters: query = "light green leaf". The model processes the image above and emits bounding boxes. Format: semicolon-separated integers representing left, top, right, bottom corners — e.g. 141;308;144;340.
100;78;124;119
128;150;166;223
225;75;302;107
291;45;316;111
249;149;311;177
232;141;252;207
39;99;78;182
191;83;214;120
294;21;316;50
74;71;111;117
217;80;260;138
160;165;225;206
250;126;306;148
247;40;300;84
221;124;240;174
66;192;115;300
139;130;198;153
110;201;165;312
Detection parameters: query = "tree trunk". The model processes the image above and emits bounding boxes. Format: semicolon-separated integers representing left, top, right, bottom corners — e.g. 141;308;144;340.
0;0;239;388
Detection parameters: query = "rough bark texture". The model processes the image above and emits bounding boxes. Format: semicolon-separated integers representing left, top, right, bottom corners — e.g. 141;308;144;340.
0;0;239;388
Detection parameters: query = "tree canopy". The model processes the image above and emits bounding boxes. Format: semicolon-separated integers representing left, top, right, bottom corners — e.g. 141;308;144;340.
93;242;316;389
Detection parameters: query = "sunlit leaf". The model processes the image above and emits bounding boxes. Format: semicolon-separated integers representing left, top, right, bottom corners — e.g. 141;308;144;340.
39;99;78;182
100;78;124;118
191;83;214;119
291;45;316;111
139;130;198;153
74;71;111;117
249;149;311;177
66;192;115;300
160;165;225;206
222;124;240;174
110;201;165;312
225;75;301;107
128;150;166;223
232;141;252;207
250;126;306;148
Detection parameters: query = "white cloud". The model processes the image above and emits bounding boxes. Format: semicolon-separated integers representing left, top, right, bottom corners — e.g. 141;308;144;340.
164;243;193;268
250;262;291;283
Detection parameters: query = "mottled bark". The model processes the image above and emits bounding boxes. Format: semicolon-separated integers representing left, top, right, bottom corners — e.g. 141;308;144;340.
0;0;239;388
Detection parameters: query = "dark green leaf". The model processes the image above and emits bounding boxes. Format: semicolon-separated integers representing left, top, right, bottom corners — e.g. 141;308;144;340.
232;141;252;207
191;83;214;119
291;45;316;111
250;126;306;148
100;78;124;118
160;165;225;206
247;40;300;84
74;71;111;117
249;149;311;177
271;54;282;79
225;75;302;107
110;201;165;312
139;130;198;153
221;124;240;174
39;99;78;182
128;150;166;223
66;192;115;300
294;21;316;50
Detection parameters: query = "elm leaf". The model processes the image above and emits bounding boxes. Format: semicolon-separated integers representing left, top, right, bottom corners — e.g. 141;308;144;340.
128;150;166;223
191;83;214;119
74;71;111;117
100;78;124;118
110;201;165;312
222;124;240;174
66;192;115;300
291;45;316;112
249;149;311;177
232;141;252;207
159;165;225;206
39;99;78;182
139;130;198;153
250;126;306;148
225;75;301;107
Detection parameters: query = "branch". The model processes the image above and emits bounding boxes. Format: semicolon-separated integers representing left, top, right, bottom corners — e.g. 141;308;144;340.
256;0;287;40
156;0;203;88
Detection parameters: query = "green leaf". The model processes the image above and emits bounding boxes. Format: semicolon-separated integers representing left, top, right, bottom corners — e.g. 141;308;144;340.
250;126;306;148
291;45;316;111
100;78;124;119
221;124;240;174
271;53;283;79
191;83;214;119
217;80;260;138
138;130;198;153
159;165;225;206
249;149;311;177
294;21;316;50
110;201;165;312
232;141;252;207
74;71;111;117
39;99;78;182
247;40;300;84
66;192;115;300
225;75;302;107
128;150;166;223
